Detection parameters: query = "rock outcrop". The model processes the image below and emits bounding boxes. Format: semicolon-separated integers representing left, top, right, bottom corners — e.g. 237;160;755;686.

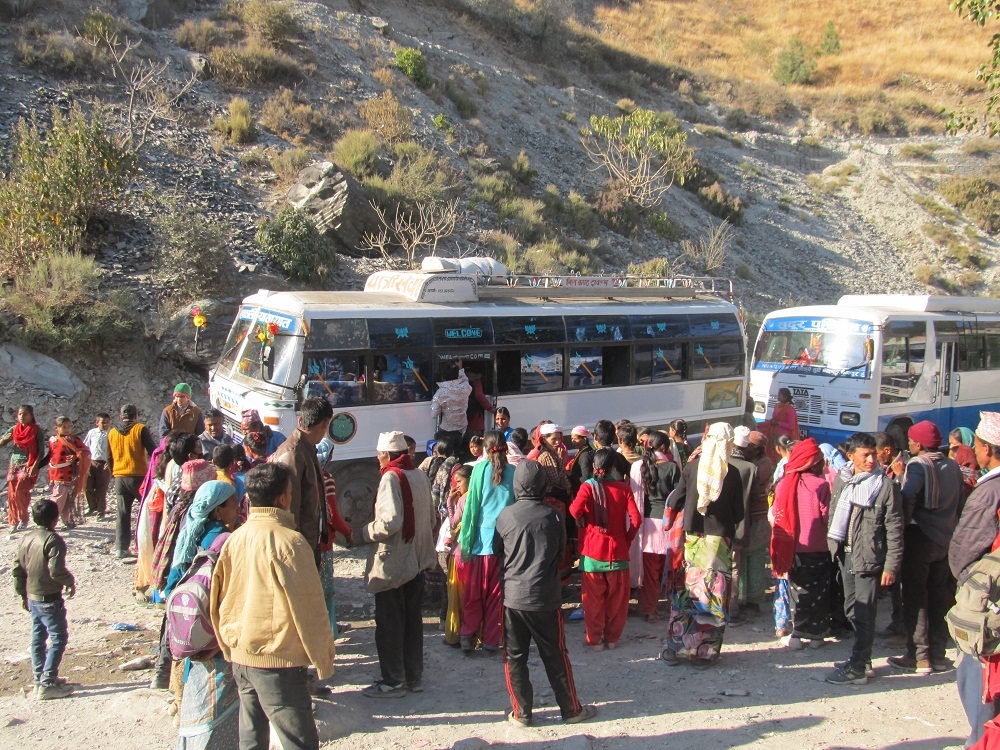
286;162;383;257
0;344;88;400
156;298;240;369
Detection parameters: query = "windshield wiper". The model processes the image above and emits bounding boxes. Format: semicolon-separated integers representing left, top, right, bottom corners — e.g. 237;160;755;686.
828;360;870;384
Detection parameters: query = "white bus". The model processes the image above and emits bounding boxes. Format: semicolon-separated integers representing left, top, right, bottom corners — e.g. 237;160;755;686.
749;294;1000;449
210;259;747;531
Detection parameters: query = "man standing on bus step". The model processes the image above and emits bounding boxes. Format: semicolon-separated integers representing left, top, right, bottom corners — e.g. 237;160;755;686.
158;382;205;441
431;360;472;449
888;420;962;676
949;411;1000;748
108;405;157;558
270;397;334;566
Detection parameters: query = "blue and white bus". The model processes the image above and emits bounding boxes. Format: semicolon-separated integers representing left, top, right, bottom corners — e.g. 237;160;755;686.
749;294;1000;448
209;258;747;532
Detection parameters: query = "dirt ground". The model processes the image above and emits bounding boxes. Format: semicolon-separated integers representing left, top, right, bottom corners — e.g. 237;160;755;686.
0;503;971;750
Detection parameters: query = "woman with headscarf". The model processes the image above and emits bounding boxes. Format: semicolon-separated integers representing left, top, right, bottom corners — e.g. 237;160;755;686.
457;430;516;654
949;427;980;498
629;431;681;623
770;438;831;649
170;481;241;750
661;422;746;666
1;405;47;531
571;448;642;650
759;388;800;462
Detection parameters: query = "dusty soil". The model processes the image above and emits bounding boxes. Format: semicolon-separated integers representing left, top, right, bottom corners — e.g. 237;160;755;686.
0;493;969;750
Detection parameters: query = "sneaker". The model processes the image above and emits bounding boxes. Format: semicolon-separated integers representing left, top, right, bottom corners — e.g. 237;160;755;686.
659;647;679;666
18;521;28;530
888;655;933;675
507;710;531;727
362;680;406;699
825;665;869;685
407;679;424;693
835;659;875;678
564;704;598;724
781;635;803;650
931;657;955;673
37;683;74;700
806;638;826;650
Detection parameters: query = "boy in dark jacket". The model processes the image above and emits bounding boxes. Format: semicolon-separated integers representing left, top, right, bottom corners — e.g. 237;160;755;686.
493;459;597;727
12;499;76;699
825;432;903;686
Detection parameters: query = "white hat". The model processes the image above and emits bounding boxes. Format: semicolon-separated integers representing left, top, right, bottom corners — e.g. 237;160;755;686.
571;425;591;437
539;423;563;436
733;425;751;448
376;431;407;452
977;411;1000;446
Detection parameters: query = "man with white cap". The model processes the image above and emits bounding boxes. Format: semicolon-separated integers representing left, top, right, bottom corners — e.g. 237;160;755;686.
362;431;435;698
661;422;746;666
950;411;1000;747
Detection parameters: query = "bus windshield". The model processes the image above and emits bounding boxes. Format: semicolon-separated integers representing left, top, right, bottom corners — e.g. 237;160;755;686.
754;317;873;379
227;307;300;390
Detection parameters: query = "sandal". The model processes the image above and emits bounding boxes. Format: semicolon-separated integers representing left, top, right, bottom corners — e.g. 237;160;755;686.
658;647;679;666
564;704;598;724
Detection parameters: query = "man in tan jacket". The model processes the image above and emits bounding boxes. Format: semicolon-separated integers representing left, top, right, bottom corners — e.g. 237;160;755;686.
211;462;335;750
362;430;436;698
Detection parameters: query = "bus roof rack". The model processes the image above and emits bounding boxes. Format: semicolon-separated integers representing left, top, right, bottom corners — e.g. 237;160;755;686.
837;294;1000;314
478;273;734;300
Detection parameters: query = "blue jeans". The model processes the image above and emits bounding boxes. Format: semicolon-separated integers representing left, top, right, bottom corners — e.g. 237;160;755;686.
958;650;1000;747
29;597;68;687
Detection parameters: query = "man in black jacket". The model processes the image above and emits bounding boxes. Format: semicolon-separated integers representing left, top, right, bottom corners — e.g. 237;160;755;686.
493;459;597;727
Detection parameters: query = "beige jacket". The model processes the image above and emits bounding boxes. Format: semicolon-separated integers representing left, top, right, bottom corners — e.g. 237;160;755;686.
211;507;335;679
362;467;436;594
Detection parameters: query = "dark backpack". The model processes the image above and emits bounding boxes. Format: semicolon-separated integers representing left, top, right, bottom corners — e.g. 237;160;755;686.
947;550;1000;658
166;549;219;660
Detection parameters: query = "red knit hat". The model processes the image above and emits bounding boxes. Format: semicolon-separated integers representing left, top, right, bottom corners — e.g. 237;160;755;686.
909;420;942;451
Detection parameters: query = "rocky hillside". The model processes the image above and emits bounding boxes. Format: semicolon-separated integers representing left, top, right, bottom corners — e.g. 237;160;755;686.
0;0;998;423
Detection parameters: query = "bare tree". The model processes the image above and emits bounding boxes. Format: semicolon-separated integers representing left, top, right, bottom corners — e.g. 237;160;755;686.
87;31;197;154
363;200;461;269
680;221;733;275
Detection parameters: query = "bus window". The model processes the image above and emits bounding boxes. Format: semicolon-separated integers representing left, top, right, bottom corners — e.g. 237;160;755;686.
218;316;252;374
880;322;926;403
303;353;366;406
565;315;630;343
308;318;368;350
630;314;690;340
569;348;603;388
692;340;743;379
432;318;494;346
986;335;1000;370
689;313;741;338
497;351;521;395
368;318;433;349
603;345;630;386
493;316;566;345
636;343;684;383
520;348;563;393
371;352;432;403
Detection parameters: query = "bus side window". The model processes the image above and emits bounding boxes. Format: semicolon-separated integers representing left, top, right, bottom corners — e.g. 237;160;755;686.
692;340;743;379
371;352;432;403
569;347;602;389
636;343;684;383
602;345;630;386
304;353;366;406
519;347;563;393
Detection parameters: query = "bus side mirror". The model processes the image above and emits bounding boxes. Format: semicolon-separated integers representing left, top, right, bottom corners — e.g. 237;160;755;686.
262;346;274;381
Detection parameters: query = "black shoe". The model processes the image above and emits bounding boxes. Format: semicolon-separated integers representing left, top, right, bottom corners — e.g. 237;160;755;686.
826;665;869;685
835;659;875;678
149;673;170;690
407;679;424;693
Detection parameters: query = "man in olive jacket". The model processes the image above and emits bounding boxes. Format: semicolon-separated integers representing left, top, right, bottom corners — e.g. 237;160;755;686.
361;430;435;699
270;397;333;564
825;431;903;686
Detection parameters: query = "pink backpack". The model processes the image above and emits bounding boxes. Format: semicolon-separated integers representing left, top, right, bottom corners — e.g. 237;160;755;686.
166;550;219;660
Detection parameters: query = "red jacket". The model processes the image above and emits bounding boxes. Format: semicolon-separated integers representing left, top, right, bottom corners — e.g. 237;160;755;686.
569;479;641;563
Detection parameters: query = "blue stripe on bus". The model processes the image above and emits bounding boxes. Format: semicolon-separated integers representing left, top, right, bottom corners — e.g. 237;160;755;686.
796;402;1000;447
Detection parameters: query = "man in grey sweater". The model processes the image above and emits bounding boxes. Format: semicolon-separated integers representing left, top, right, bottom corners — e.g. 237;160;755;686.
950;411;1000;749
493;459;596;727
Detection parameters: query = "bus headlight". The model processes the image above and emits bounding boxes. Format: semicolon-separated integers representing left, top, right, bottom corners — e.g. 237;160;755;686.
754;401;766;414
840;412;860;426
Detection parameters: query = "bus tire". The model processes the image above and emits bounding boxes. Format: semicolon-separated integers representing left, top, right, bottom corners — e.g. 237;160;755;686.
333;459;380;540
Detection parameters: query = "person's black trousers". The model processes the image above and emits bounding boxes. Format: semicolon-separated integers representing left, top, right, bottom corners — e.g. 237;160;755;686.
841;551;880;672
232;664;318;750
503;607;582;721
114;475;142;554
901;524;954;662
374;574;424;688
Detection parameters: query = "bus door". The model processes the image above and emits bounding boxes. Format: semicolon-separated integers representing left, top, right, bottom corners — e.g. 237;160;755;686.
933;336;958;435
434;350;495;432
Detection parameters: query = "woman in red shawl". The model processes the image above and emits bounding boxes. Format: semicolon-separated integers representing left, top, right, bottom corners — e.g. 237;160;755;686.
759;388;800;463
0;405;47;530
770;438;831;649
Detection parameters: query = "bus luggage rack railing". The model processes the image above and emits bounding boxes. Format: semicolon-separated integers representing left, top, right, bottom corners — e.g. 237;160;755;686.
477;273;734;300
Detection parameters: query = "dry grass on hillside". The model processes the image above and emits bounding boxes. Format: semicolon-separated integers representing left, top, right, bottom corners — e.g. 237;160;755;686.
569;0;992;131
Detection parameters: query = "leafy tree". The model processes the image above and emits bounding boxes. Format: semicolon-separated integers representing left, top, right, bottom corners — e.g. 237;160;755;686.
773;36;817;85
947;0;1000;136
819;21;841;55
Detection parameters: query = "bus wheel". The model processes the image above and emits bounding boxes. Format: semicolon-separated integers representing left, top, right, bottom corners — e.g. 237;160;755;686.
333;459;380;540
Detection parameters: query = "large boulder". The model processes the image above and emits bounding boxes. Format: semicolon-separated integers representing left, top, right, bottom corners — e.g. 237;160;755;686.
0;344;88;400
156;299;239;369
118;0;183;28
286;162;383;257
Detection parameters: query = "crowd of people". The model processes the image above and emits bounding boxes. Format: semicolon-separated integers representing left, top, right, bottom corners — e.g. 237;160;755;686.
6;378;1000;749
